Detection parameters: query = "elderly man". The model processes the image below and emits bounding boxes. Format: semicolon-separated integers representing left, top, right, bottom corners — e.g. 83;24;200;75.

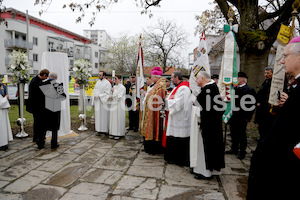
164;71;192;166
226;72;256;160
255;67;276;141
93;71;111;135
141;67;166;154
247;36;300;200
191;71;225;179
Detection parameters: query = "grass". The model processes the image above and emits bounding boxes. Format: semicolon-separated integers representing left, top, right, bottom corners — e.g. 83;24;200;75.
8;104;129;136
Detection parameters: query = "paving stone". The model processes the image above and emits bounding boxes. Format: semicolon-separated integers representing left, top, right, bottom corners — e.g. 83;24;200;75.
3;170;52;193
64;140;98;155
0;159;46;181
68;182;110;196
132;155;165;166
219;175;247;200
131;178;159;200
35;149;62;160
164;164;219;188
44;163;89;187
93;156;131;171
127;165;164;178
38;154;78;172
0;180;9;189
195;190;225;200
114;141;142;150
158;185;192;200
116;175;145;190
74;148;108;164
106;148;138;159
0;193;22;200
0;149;17;158
81;168;123;185
60;192;108;200
0;148;37;168
23;184;67;200
110;196;141;200
94;139;117;149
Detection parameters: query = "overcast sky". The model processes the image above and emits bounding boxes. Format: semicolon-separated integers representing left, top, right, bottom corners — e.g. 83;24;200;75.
3;0;215;67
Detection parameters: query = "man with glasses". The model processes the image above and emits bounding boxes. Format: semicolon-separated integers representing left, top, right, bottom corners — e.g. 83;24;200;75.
247;36;300;199
27;69;49;149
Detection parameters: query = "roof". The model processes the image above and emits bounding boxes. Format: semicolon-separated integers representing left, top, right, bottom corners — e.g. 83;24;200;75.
2;8;93;44
143;66;176;76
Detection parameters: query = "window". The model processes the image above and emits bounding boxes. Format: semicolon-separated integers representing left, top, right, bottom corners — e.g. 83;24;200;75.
33;37;38;46
33;70;39;74
33;54;38;62
70;59;74;66
95;63;98;68
95;52;98;57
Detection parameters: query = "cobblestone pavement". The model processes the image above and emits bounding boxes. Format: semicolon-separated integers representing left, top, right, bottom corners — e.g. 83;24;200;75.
0;130;257;200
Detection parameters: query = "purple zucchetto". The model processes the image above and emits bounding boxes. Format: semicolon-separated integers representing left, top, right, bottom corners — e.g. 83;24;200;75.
289;36;300;44
151;66;163;76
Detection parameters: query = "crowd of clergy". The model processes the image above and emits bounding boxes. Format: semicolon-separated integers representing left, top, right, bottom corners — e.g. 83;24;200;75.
0;36;299;199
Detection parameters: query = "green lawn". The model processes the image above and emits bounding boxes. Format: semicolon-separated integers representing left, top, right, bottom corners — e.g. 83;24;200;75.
9;105;129;131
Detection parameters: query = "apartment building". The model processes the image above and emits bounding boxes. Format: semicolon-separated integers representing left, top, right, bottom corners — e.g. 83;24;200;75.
0;8;108;76
83;29;111;49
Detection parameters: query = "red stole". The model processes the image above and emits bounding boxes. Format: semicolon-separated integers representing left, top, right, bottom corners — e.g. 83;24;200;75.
162;81;190;147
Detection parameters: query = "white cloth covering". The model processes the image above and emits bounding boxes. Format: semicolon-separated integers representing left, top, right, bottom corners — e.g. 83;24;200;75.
93;79;111;132
41;52;72;137
109;84;126;137
0;95;13;147
190;105;222;177
166;85;192;138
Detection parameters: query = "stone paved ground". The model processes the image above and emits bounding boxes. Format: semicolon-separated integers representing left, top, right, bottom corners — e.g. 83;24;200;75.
0;130;257;200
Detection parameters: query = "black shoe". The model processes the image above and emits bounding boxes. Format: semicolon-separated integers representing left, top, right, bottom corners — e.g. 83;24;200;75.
51;143;60;149
134;129;138;132
194;174;212;180
237;152;246;160
0;145;8;151
225;150;238;155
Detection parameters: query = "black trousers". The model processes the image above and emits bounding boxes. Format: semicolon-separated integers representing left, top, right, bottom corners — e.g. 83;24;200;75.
129;110;139;130
164;136;190;166
230;118;247;153
33;114;46;147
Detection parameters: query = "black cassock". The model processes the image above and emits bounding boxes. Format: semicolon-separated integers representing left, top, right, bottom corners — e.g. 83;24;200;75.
196;82;225;171
26;75;46;143
247;77;300;200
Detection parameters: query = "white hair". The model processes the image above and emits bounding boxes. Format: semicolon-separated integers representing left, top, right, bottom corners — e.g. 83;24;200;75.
49;72;58;80
196;71;211;79
289;42;300;54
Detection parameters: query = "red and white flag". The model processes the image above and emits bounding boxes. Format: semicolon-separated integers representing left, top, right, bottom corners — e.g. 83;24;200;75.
136;36;145;99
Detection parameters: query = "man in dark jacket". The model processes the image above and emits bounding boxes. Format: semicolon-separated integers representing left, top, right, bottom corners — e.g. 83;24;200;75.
247;36;300;200
226;72;256;160
39;72;66;149
255;67;276;141
26;69;49;148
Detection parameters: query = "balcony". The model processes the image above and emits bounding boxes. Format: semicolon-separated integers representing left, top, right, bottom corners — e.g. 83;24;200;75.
4;39;33;50
5;57;33;67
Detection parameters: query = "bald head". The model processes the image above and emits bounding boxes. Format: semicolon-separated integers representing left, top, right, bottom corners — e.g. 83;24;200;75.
49;72;58;80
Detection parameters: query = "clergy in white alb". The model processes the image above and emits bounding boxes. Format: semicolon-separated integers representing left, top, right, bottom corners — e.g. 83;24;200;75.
109;75;126;139
92;71;112;134
164;71;192;166
0;94;13;150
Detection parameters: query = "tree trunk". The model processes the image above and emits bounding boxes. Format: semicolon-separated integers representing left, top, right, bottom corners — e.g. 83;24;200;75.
239;49;270;91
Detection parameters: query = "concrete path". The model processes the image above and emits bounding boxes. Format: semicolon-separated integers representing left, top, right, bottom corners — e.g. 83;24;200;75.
0;130;257;200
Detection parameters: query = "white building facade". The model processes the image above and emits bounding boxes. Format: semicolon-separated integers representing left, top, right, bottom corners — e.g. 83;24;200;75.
0;8;108;76
83;29;111;49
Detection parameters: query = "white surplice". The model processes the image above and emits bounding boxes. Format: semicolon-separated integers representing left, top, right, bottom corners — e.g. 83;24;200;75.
166;85;192;137
92;79;112;132
190;105;222;177
0;95;13;147
190;105;212;177
109;83;126;137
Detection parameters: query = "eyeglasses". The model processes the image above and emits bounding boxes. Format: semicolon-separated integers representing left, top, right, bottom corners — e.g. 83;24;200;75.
281;52;300;60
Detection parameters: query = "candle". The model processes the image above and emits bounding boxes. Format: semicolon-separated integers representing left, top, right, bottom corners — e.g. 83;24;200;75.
112;70;115;77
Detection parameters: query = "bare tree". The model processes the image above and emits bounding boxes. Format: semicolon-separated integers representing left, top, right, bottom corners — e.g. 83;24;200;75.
105;34;140;74
193;0;299;89
144;19;188;73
